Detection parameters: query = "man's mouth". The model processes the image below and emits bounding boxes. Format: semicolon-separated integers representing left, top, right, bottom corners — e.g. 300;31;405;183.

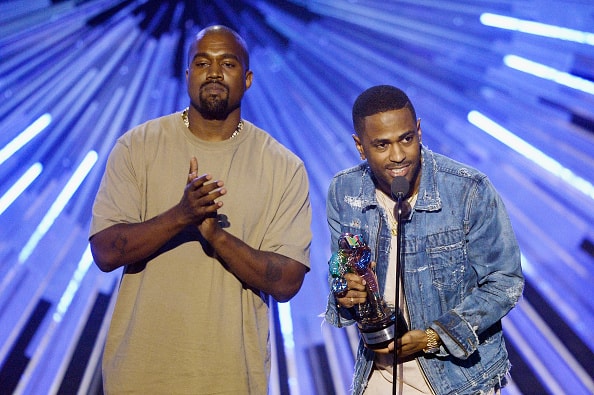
387;165;409;178
202;83;227;95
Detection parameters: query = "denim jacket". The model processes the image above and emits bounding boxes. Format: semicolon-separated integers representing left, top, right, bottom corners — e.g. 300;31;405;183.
325;146;524;395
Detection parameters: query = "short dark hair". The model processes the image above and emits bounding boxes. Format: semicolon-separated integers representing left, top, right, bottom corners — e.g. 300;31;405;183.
352;85;417;135
188;25;250;69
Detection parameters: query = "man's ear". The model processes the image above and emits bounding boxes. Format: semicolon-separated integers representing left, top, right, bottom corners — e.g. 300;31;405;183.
352;134;365;160
245;70;253;90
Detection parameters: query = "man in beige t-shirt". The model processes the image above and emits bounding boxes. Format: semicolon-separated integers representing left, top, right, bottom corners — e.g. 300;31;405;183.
89;25;311;394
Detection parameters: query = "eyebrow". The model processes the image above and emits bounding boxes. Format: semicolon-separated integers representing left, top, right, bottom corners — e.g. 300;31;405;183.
370;129;416;144
369;137;391;145
192;52;241;62
399;129;417;139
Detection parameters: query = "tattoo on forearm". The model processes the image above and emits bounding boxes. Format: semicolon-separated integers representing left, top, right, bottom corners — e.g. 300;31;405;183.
112;234;128;257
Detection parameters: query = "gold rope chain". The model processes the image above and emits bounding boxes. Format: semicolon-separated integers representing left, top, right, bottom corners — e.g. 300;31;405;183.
181;107;244;140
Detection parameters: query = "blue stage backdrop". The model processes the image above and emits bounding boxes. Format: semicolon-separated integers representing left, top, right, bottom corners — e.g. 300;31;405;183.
1;1;593;394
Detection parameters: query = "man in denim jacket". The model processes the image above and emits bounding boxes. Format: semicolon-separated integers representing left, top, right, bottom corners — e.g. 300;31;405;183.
325;85;524;394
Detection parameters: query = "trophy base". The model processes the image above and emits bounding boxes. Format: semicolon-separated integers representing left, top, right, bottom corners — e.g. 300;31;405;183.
358;320;394;350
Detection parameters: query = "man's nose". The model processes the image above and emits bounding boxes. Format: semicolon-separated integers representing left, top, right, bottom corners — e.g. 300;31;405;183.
389;144;405;162
206;63;222;79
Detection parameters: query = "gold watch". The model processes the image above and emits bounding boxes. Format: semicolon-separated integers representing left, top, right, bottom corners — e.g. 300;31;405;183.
423;328;441;354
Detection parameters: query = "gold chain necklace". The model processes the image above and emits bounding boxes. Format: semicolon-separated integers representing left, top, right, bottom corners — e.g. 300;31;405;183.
181;107;244;139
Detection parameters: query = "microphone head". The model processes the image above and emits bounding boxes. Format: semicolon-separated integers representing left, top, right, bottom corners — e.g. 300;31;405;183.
391;176;410;199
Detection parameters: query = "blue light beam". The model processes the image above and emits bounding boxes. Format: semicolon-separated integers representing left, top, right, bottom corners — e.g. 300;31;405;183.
278;301;300;394
467;111;594;201
18;150;98;263
0;114;52;166
480;13;594;46
53;245;94;323
504;55;594;95
0;163;43;216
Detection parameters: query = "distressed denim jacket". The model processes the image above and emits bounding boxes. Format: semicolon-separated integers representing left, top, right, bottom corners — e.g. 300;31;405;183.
325;146;524;395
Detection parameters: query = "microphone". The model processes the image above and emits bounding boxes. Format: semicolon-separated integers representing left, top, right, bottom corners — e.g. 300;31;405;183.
390;176;409;200
389;175;410;395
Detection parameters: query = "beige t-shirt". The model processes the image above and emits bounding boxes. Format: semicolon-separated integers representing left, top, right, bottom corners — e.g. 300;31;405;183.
90;113;311;394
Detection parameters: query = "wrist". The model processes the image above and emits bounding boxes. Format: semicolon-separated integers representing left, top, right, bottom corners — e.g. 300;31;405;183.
199;221;224;245
423;327;441;354
172;204;193;227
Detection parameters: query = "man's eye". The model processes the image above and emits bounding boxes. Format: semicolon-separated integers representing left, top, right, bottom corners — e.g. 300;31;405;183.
222;62;235;68
402;134;416;144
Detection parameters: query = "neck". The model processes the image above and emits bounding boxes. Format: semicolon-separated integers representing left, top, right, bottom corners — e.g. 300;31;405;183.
182;107;243;141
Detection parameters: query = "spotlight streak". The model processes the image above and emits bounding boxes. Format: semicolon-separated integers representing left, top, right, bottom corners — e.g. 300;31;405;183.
18;151;98;264
0;114;52;166
504;55;594;95
0;163;43;216
53;245;93;323
467;111;594;201
480;13;594;45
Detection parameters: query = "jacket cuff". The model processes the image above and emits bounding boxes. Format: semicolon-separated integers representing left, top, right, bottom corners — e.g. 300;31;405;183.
325;293;357;327
433;310;479;359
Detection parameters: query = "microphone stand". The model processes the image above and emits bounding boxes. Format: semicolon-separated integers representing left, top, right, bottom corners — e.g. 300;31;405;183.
392;193;405;395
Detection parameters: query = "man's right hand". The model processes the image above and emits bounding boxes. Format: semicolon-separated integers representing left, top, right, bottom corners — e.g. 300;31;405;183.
336;272;368;308
181;156;226;240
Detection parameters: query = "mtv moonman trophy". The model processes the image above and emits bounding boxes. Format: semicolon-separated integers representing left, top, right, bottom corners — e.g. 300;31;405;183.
329;233;407;350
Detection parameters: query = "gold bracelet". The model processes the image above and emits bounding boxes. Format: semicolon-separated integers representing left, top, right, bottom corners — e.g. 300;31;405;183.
423;328;441;354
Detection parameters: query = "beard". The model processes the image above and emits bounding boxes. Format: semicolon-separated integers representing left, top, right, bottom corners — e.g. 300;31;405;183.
199;95;228;119
197;82;230;120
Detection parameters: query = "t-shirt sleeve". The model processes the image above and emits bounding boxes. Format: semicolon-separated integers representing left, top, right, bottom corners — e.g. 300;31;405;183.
89;138;143;239
261;160;312;269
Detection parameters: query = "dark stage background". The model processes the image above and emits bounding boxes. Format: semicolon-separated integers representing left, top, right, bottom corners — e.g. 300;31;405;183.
1;1;593;394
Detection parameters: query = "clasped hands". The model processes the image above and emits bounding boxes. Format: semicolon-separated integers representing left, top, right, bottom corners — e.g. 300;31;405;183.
180;157;225;238
336;270;430;358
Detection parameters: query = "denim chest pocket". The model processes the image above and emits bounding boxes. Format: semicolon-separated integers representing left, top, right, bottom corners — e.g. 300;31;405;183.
426;230;466;290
